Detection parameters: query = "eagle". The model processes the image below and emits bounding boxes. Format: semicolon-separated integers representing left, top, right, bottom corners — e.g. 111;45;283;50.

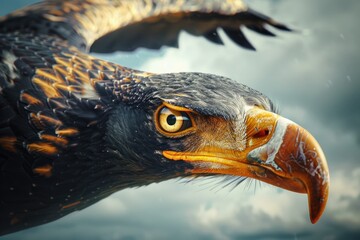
0;0;330;236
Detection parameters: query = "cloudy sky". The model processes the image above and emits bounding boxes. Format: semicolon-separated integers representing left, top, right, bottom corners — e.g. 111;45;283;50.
1;0;360;239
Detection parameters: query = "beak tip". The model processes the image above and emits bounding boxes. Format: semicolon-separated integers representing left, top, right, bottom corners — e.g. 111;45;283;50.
310;210;321;224
310;206;323;224
308;182;329;224
310;217;318;224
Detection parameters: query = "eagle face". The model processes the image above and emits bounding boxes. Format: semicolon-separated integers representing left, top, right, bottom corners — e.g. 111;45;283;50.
106;72;272;172
105;72;329;224
105;72;271;180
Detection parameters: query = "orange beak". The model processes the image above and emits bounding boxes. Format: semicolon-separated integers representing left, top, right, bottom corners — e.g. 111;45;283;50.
163;108;330;223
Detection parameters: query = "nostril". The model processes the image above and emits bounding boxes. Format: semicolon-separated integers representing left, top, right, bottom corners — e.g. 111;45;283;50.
253;129;269;138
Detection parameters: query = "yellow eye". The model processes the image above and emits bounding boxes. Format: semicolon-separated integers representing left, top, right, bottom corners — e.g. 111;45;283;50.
155;105;195;137
159;107;185;132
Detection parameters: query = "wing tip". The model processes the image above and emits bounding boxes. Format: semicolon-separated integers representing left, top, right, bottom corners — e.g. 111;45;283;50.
246;8;293;32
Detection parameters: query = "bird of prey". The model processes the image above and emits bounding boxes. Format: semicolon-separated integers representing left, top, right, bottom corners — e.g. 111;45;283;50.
0;0;330;236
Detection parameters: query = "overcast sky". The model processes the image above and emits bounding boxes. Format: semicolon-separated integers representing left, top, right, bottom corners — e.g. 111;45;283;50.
1;0;360;239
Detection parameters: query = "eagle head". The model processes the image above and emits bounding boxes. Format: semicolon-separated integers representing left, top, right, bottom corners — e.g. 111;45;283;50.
105;72;329;224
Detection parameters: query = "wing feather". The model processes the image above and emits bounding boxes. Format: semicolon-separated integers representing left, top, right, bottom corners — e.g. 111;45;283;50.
0;0;292;53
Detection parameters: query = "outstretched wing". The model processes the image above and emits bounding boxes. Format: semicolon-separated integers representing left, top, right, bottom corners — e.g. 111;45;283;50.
0;0;291;53
91;7;291;52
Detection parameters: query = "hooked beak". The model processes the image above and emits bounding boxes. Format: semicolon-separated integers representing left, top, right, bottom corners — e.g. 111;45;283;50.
163;108;330;223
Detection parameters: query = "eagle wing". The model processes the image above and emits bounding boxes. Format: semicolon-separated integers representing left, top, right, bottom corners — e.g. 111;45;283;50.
0;0;291;53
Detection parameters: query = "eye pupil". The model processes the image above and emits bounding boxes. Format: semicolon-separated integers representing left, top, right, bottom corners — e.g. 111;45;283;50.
166;115;177;125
